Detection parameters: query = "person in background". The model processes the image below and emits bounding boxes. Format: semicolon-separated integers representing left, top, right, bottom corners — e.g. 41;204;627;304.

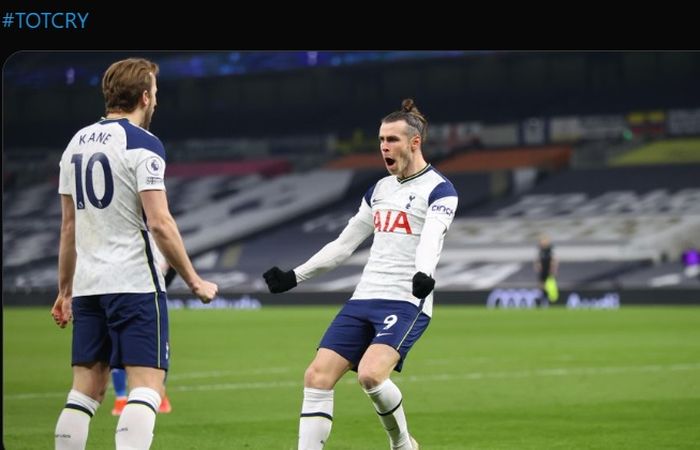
534;235;559;305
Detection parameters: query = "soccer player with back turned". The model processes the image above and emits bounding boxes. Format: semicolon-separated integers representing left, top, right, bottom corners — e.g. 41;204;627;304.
51;57;218;450
263;99;459;450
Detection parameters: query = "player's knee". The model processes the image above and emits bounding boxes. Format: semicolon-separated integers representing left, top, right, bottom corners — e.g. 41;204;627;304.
72;380;107;402
70;386;104;404
357;370;384;390
303;365;334;389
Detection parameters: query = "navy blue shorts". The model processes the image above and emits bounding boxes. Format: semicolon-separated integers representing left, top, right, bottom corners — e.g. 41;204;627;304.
71;292;169;370
319;299;430;372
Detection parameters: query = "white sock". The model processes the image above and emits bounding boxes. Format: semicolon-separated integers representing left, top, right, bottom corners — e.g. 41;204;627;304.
55;389;100;450
364;379;411;450
115;387;161;450
298;387;334;450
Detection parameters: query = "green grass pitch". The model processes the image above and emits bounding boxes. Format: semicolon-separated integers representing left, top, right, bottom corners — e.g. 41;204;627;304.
4;305;700;449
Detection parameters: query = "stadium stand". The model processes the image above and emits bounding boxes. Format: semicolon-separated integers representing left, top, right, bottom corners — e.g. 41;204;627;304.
4;51;700;306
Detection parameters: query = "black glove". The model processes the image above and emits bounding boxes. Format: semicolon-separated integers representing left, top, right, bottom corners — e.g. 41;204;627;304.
412;271;435;299
263;266;298;293
164;266;177;288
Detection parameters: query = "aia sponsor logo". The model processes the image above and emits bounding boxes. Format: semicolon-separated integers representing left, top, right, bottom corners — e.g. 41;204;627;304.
373;210;413;234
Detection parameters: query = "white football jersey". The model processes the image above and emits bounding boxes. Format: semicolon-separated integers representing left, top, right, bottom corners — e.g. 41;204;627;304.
58;118;167;296
351;165;458;316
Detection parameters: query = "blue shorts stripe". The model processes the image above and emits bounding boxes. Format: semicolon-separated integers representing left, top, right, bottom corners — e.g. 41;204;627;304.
153;291;162;368
395;297;425;350
396;310;422;351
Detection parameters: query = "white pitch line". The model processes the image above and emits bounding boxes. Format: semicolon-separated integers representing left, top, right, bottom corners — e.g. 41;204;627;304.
6;363;700;400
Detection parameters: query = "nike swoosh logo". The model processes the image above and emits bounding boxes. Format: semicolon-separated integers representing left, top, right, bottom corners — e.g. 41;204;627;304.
376;332;393;337
372;198;382;203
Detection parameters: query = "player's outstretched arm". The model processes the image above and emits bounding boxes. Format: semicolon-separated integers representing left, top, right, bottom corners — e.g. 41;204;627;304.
262;266;298;293
141;190;218;303
263;198;374;294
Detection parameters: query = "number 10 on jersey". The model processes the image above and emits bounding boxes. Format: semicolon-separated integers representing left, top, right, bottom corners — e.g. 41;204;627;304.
71;152;114;209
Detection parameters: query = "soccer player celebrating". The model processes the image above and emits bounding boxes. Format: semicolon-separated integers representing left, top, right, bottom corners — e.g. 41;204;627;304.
51;57;218;450
263;99;458;450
